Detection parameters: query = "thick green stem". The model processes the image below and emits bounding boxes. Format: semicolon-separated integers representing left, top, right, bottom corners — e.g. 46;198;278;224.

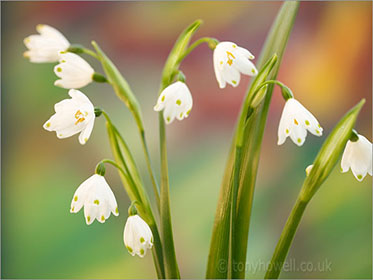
156;19;202;278
264;198;308;279
159;112;180;278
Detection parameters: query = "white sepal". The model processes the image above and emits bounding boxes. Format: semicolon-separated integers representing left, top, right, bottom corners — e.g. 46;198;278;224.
278;98;323;146
70;174;119;225
43;89;95;145
54;52;95;89
154;81;193;124
24;24;70;63
341;134;372;182
213;41;257;89
123;214;153;257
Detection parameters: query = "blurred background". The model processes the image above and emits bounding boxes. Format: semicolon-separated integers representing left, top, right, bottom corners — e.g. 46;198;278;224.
1;1;372;279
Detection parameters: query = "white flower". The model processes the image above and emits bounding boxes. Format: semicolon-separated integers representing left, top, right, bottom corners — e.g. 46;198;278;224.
43;89;95;145
23;24;70;63
70;174;119;225
341;134;372;181
278;98;323;146
123;214;153;257
54;51;95;89
153;81;193;124
213;41;258;88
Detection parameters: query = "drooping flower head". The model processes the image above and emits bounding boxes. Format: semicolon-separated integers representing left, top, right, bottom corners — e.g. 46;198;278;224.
278;98;323;146
154;81;193;124
24;24;70;63
70;173;119;225
341;134;372;181
213;41;258;88
54;51;95;89
123;213;153;258
43;89;95;145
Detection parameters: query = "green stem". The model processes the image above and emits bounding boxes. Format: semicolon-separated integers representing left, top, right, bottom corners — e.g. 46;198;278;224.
230;145;243;278
159;111;180;278
100;159;128;176
264;198;308;279
102;111;149;206
177;37;218;64
157;20;202;278
140;130;161;212
82;47;99;59
103;112;165;279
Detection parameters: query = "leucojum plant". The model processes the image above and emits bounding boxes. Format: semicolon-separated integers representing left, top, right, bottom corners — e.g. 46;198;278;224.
23;2;371;279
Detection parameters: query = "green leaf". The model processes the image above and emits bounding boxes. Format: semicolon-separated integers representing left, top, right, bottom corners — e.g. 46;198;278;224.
265;99;365;279
106;121;140;202
301;99;366;201
158;20;202;279
106;121;165;279
206;2;299;278
91;41;144;132
93;41;161;211
160;19;202;89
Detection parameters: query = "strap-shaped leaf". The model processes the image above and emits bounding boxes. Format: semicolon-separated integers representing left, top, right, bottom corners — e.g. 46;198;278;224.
92;41;144;132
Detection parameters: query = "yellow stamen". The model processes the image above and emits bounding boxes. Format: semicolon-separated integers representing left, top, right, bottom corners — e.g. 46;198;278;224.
226;51;235;66
74;110;85;125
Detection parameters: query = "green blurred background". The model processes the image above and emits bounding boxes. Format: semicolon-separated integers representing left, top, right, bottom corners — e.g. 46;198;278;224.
1;1;372;279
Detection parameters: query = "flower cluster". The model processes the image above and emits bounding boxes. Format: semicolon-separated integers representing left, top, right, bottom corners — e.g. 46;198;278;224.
24;24;154;258
154;41;259;124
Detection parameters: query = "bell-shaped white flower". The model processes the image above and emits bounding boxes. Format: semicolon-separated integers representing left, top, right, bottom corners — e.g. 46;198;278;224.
23;24;70;63
123;214;153;257
43;89;95;145
70;174;119;225
278;98;323;146
341;134;372;181
213;41;258;88
154;81;193;124
54;51;95;89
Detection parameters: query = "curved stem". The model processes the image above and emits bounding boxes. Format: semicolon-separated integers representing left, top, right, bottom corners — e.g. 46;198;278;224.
99;159;128;176
177;37;218;64
254;80;294;100
82;47;99;59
